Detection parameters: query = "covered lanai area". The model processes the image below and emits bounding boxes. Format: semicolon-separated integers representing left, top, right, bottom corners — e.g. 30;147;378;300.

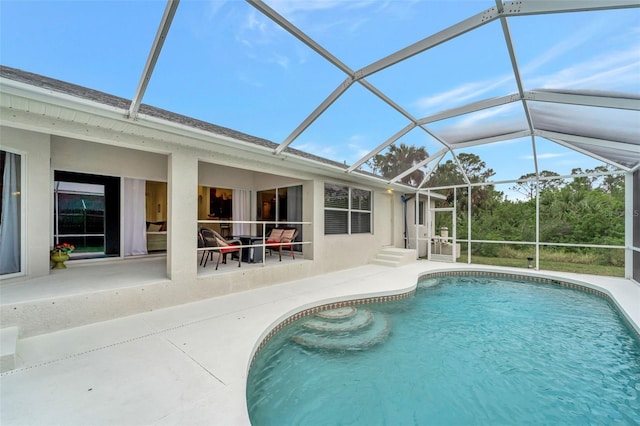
0;1;639;423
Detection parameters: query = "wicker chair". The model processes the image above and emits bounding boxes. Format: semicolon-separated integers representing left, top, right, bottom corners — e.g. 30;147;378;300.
200;228;241;270
266;227;298;261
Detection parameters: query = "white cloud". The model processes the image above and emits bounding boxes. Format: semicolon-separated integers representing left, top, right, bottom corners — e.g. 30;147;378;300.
522;16;640;92
243;8;271;38
295;141;337;158
205;0;229;19
531;46;640;91
269;53;290;69
520;23;598;76
453;103;519;129
296;133;372;165
346;134;372;160
237;72;264;88
413;16;639;118
266;0;380;16
413;74;513;116
521;153;565;160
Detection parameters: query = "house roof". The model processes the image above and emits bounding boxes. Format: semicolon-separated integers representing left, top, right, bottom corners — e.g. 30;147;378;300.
1;0;639;190
0;65;345;169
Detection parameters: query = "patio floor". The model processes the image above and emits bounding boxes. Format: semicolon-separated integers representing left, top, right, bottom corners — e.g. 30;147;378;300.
0;250;299;305
1;261;638;425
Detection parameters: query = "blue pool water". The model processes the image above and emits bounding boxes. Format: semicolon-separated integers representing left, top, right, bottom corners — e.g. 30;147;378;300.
246;275;640;425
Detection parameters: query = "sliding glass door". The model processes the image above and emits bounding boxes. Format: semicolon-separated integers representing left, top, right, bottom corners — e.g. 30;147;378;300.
54;171;120;259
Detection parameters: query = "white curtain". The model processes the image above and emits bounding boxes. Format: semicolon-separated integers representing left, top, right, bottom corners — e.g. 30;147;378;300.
232;189;251;236
0;152;20;274
124;178;148;256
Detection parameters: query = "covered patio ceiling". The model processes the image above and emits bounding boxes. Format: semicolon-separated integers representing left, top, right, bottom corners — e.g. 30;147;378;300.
1;0;639;188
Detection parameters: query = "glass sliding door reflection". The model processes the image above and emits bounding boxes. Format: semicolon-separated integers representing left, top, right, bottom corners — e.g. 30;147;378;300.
54;181;105;257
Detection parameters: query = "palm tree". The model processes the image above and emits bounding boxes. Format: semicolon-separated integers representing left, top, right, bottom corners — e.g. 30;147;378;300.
368;143;428;187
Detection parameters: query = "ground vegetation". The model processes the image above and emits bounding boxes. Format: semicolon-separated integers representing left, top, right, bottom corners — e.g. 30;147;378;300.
374;145;625;274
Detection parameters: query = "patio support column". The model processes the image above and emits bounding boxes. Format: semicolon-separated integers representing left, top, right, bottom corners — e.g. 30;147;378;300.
625;171;634;280
167;150;198;282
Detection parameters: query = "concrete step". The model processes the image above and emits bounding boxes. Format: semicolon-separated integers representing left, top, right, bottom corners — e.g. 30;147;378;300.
371;258;401;267
371;248;417;267
1;327;19;373
376;253;404;261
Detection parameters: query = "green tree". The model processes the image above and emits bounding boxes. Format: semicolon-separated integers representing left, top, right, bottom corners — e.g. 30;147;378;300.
587;165;624;195
426;153;495;188
569;168;591;191
510;170;561;200
457;153;495;183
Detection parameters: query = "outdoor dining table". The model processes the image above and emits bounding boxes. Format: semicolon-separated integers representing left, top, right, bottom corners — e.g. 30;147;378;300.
233;235;264;263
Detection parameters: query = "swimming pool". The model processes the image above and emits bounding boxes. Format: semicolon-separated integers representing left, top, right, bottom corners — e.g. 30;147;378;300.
247;273;640;425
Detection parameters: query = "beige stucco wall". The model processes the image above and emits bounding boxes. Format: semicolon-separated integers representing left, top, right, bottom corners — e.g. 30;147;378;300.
311;180;397;273
199;161;255;190
51;136;168;181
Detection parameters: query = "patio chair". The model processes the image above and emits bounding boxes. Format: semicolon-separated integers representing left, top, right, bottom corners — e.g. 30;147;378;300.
265;228;284;258
198;231;212;266
200;228;241;270
266;227;298;261
279;228;298;261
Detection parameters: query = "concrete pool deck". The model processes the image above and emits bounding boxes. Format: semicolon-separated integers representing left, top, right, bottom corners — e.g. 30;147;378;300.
1;262;638;425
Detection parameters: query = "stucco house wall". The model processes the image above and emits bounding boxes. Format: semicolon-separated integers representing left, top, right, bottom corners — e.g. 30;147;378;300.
51;136;168;182
1;122;404;282
0;68;414;335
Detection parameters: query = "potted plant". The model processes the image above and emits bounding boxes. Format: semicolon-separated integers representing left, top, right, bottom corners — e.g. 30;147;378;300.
50;243;75;269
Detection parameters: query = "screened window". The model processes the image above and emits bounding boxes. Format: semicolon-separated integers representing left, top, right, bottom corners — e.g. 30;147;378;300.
324;183;371;235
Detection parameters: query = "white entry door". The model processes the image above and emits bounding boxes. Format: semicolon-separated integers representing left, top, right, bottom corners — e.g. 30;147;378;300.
429;207;457;262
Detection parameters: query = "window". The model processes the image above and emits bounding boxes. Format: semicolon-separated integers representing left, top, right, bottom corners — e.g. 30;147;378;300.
324;183;371;235
209;187;233;219
257;185;303;246
418;201;425;225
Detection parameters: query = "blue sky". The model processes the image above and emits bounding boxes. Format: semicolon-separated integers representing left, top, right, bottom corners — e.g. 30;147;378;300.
1;0;639;191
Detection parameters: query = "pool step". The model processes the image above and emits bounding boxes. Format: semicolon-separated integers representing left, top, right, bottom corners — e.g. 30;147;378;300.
303;309;373;332
292;308;390;351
